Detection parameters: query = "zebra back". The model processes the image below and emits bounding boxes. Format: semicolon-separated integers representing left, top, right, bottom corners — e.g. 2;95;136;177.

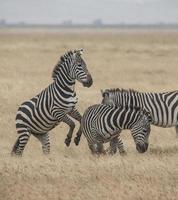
101;88;178;127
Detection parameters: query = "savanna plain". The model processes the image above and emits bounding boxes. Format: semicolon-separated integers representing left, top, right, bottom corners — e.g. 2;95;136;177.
0;28;178;200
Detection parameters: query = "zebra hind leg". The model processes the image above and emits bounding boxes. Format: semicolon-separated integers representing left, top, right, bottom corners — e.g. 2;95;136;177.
117;136;127;155
11;130;31;156
176;125;178;138
33;133;50;154
11;137;20;156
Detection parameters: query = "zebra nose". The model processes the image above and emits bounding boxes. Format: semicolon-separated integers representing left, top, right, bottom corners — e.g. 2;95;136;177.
136;143;148;153
83;74;93;87
87;73;91;79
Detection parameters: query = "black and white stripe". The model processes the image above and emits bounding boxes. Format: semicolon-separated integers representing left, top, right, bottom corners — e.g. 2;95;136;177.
101;88;178;153
12;49;93;156
102;88;178;129
82;104;152;155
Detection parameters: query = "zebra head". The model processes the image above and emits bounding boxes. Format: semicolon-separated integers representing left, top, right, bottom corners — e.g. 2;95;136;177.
131;109;152;153
101;89;123;106
101;89;116;106
70;49;93;87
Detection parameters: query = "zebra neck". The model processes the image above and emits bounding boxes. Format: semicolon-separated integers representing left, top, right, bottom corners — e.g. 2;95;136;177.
112;107;130;130
115;107;140;130
54;68;76;93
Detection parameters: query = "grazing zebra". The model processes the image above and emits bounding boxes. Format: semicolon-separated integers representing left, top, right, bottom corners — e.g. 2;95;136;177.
12;49;93;156
82;104;152;155
101;88;178;153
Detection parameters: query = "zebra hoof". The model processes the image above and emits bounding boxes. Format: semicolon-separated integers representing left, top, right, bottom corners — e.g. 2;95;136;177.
120;151;127;156
74;137;80;146
65;138;71;147
108;151;117;156
11;151;22;157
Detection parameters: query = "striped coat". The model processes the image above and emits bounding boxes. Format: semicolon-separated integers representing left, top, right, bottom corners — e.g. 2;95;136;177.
12;49;93;156
101;88;178;154
82;104;151;154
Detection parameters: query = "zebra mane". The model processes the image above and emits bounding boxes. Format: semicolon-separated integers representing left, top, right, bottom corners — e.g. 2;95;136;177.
106;103;151;118
103;88;139;96
52;51;74;80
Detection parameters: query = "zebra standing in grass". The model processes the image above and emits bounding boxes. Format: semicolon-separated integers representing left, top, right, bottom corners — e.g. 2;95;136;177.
101;88;178;153
82;104;152;155
12;49;93;156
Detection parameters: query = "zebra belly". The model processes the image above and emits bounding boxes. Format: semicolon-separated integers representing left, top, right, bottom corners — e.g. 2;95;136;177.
151;107;178;127
97;129;120;143
16;115;58;134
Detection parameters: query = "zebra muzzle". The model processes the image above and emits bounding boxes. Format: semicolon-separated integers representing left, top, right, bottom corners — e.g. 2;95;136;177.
83;74;93;87
136;142;148;153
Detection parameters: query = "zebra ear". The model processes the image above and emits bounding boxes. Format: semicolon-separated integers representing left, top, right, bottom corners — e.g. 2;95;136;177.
101;90;109;98
79;48;84;55
101;89;104;96
74;49;83;56
142;110;152;123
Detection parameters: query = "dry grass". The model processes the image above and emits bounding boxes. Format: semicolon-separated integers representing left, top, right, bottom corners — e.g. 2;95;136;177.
0;28;178;200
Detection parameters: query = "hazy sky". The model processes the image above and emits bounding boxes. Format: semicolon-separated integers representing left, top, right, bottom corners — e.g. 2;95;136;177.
0;0;178;24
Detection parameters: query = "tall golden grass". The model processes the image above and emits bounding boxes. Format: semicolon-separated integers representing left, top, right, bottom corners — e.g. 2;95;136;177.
0;29;178;200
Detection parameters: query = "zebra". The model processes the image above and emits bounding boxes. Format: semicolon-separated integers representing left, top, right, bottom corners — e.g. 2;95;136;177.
101;88;178;153
82;104;152;155
11;49;93;156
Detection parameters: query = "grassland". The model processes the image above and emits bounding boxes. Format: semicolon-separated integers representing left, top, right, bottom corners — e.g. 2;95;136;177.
0;28;178;200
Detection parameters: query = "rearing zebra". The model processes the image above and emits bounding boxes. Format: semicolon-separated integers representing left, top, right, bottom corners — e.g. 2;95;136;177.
12;49;93;156
101;88;178;153
82;104;152;155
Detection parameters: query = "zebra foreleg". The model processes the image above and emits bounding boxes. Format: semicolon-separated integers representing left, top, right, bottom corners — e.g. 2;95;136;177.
68;108;82;123
74;125;82;146
67;108;83;146
11;130;31;156
62;115;75;147
107;136;126;155
88;142;105;155
33;133;50;154
108;136;118;155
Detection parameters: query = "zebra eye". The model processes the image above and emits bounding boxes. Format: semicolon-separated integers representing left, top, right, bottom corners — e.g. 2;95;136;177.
142;129;147;134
